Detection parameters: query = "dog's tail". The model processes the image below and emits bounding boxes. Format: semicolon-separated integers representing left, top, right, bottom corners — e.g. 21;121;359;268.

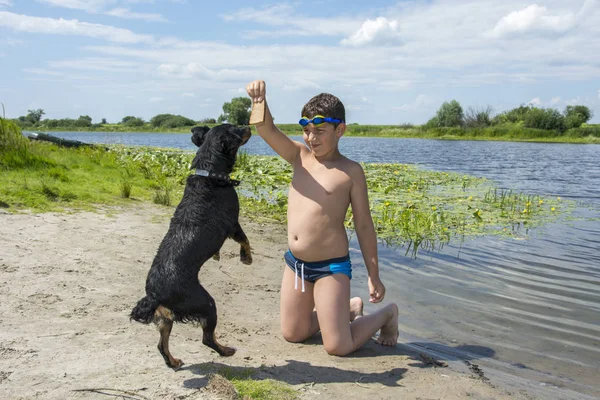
130;295;158;324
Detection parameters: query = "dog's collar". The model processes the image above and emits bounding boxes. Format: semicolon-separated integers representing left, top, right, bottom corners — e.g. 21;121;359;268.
194;169;240;186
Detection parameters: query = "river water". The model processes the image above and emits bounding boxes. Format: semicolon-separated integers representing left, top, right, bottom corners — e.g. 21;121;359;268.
38;131;600;399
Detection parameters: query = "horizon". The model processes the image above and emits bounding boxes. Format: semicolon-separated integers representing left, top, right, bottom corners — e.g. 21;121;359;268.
1;0;599;124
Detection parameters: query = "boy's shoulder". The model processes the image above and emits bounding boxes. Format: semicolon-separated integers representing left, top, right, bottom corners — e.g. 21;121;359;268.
335;155;365;179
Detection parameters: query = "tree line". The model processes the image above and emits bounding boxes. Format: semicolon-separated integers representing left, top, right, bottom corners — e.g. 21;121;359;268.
425;100;593;132
9;97;595;133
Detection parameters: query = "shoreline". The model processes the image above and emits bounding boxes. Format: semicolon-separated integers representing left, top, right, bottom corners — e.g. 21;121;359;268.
0;204;554;400
24;128;600;144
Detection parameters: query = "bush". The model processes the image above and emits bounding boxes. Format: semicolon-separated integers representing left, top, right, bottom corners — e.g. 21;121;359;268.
564;105;593;129
150;114;196;129
423;116;439;129
199;118;217;124
464;106;493;128
492;104;532;125
161;116;196;129
0;118;50;169
523;108;566;132
123;117;145;127
150;114;172;128
435;100;463;127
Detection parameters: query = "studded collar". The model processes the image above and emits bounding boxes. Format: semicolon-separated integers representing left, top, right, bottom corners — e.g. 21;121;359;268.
194;169;240;186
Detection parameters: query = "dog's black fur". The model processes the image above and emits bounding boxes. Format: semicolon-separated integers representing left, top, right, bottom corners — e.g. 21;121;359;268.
130;124;252;370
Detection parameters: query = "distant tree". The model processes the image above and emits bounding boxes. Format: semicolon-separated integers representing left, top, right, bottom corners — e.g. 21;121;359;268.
150;113;195;128
199;118;216;124
122;116;136;124
26;109;45;124
564;105;593;129
101;118;107;124
492;104;532;125
523;108;566;132
435;100;464;127
123;117;145;127
150;114;174;128
464;106;493;128
76;115;92;127
219;97;251;125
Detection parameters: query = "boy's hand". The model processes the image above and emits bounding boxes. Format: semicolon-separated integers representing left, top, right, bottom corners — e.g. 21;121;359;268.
368;276;386;303
246;80;266;103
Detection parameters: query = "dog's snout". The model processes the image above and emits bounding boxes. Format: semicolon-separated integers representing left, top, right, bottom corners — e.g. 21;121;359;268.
241;127;252;145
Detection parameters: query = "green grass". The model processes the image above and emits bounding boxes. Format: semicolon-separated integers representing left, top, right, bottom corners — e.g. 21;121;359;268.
0;119;184;212
218;367;297;400
200;366;297;400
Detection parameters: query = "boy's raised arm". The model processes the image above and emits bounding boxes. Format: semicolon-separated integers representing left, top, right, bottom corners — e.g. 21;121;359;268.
246;80;302;164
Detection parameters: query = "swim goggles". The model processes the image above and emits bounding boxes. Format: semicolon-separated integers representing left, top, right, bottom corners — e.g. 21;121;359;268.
298;115;343;126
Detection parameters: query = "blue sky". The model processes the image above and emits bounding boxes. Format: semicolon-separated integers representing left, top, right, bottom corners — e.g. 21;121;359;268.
1;0;599;124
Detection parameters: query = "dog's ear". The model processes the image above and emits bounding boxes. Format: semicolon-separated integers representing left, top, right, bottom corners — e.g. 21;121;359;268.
191;126;210;147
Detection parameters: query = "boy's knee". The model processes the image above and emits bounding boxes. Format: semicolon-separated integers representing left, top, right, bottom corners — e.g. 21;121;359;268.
281;328;309;343
323;341;352;356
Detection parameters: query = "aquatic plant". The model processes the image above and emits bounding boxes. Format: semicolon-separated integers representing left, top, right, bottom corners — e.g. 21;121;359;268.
107;147;568;257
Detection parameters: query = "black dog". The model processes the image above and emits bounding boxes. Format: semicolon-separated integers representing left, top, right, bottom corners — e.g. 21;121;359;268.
130;124;252;370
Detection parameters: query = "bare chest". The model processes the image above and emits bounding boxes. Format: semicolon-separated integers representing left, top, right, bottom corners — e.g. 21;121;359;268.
290;161;352;204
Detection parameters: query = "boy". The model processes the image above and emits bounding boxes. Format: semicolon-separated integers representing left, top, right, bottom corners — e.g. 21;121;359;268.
246;80;399;356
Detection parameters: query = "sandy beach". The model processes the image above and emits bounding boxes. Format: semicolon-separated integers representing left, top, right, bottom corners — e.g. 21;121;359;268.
0;204;535;399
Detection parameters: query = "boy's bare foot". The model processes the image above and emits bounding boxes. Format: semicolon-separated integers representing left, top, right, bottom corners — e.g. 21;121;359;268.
376;303;399;346
349;297;364;321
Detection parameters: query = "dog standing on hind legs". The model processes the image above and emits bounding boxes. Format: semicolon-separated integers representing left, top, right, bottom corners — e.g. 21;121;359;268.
130;124;252;370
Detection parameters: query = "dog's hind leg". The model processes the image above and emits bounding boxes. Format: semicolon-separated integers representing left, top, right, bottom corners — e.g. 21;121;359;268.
154;306;183;370
201;301;236;357
230;222;252;265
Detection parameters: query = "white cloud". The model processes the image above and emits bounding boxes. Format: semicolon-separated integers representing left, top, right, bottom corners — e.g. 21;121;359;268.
157;62;250;81
39;0;115;13
149;96;163;102
528;97;542;106
393;94;432;112
224;4;358;38
105;8;166;22
0;37;23;45
488;1;596;38
223;4;293;26
39;0;167;21
48;57;139;72
182;92;195;97
0;0;12;7
0;11;153;43
23;68;63;76
341;17;399;46
597;89;600;100
550;96;561;105
282;79;321;92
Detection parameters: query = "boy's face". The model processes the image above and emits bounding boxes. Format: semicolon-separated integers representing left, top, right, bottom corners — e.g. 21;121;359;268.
302;121;345;156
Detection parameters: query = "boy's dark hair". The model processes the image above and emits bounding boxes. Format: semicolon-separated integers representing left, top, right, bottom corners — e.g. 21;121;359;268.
301;93;345;127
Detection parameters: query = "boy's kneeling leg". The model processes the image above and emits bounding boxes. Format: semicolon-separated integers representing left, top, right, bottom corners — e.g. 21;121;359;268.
313;274;354;356
280;266;318;342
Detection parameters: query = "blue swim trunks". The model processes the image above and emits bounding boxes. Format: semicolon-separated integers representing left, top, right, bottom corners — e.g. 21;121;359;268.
285;250;352;292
